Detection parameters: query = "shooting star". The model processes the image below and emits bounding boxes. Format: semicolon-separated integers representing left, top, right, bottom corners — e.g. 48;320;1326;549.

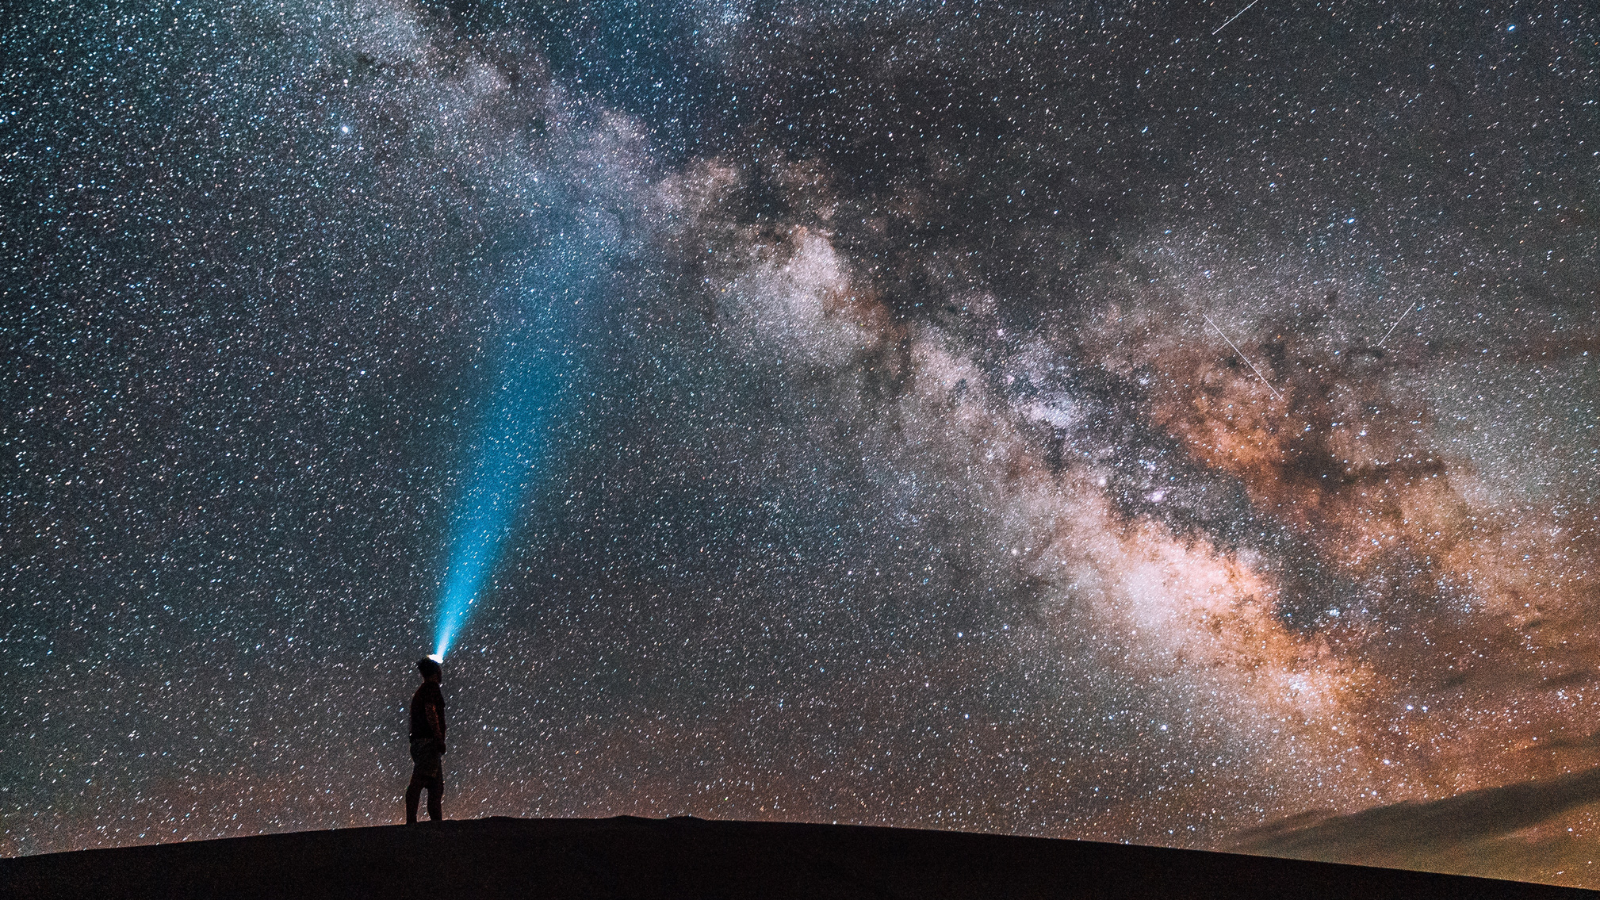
1203;314;1284;400
1212;0;1262;36
1377;303;1419;348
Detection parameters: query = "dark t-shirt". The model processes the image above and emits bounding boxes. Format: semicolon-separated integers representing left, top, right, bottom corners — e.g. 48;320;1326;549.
409;681;446;741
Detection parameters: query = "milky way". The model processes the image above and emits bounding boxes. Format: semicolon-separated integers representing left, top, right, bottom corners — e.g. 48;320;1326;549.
5;0;1599;885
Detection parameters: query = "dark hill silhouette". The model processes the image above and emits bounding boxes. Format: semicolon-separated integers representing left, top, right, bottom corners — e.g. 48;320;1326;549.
3;815;1593;899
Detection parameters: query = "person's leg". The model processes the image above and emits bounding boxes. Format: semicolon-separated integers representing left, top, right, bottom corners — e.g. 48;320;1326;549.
406;772;424;824
426;773;444;821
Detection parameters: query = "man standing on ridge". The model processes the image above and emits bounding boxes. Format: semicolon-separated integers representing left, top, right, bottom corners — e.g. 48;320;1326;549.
406;657;447;823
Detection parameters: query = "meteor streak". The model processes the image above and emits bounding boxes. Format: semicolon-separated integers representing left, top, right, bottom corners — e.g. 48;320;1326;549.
1212;0;1262;36
1377;303;1419;348
1203;314;1283;400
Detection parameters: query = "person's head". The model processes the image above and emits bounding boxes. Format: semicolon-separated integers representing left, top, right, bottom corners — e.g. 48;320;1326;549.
417;657;442;683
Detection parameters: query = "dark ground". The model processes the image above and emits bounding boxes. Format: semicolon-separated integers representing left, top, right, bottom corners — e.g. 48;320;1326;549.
2;816;1594;899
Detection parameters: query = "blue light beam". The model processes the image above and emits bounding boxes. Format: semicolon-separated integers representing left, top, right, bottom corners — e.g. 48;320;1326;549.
433;208;619;660
432;343;561;660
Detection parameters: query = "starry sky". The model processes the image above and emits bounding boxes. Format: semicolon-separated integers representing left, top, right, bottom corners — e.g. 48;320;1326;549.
5;0;1600;886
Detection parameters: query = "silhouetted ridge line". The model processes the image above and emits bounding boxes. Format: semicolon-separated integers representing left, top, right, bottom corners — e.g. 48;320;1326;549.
3;815;1592;899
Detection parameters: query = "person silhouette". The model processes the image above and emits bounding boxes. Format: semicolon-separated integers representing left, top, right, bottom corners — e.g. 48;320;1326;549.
405;657;447;823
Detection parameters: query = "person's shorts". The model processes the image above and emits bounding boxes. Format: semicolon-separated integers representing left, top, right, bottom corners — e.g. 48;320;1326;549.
409;738;444;778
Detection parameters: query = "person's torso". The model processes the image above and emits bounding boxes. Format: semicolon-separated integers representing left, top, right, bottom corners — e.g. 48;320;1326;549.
409;683;445;738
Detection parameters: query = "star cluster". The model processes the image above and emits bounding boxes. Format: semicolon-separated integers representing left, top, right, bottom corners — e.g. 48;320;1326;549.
4;0;1599;886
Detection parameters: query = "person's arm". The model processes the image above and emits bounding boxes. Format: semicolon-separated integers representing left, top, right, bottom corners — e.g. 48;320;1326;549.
427;687;446;743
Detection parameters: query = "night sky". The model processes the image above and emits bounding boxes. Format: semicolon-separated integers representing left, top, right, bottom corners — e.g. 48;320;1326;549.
5;0;1600;885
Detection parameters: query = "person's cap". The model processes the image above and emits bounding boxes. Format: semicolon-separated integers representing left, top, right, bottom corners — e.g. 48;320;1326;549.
417;657;443;679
